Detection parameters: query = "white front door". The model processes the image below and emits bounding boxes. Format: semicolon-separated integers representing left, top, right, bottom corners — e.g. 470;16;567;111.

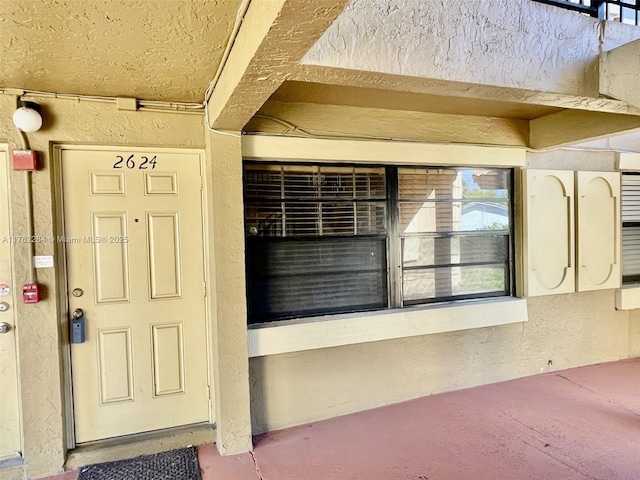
0;150;22;461
61;146;210;443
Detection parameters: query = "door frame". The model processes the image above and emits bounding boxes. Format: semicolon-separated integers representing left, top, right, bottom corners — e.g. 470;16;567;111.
0;143;23;463
52;143;215;449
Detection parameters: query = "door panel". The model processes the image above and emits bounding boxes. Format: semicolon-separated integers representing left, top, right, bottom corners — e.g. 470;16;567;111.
62;147;209;443
147;213;182;299
152;323;185;396
92;213;130;303
0;150;22;460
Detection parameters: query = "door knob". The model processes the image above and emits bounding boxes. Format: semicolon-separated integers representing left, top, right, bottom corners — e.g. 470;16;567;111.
0;322;11;334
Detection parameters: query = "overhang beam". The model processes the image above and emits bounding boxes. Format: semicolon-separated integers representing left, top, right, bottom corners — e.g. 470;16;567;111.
207;0;350;130
530;110;640;149
600;38;640;109
247;100;529;147
292;65;640;117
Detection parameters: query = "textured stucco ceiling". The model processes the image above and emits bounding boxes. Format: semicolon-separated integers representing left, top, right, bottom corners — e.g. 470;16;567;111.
0;0;244;103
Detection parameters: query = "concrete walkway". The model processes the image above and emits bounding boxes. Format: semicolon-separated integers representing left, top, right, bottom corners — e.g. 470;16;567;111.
41;358;640;480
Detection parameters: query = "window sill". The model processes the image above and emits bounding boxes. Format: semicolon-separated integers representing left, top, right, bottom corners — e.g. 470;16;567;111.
615;285;640;310
247;297;528;357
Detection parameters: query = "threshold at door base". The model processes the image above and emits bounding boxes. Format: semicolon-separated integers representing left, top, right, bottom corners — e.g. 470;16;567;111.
65;422;215;471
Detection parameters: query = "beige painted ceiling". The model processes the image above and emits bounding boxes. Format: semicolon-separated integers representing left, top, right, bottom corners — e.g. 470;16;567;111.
0;0;244;103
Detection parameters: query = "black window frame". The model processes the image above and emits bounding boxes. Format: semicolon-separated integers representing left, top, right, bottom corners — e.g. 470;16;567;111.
621;172;640;284
243;161;515;325
532;0;640;25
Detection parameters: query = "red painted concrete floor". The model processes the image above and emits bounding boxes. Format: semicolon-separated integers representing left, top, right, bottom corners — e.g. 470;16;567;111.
40;358;640;480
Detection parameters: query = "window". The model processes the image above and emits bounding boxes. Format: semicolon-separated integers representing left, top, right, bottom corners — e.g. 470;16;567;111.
243;163;513;324
621;173;640;283
533;1;640;26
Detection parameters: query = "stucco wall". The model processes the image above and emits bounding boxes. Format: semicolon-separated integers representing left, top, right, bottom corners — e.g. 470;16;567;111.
601;20;640;52
304;0;640;99
304;0;602;96
630;310;640;357
248;149;632;434
0;94;204;480
205;131;253;454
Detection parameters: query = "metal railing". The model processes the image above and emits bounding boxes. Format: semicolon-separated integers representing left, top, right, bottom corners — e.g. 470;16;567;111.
533;0;640;25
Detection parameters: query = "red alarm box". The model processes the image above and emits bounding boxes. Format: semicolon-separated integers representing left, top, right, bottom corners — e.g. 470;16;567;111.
23;283;41;304
12;150;38;171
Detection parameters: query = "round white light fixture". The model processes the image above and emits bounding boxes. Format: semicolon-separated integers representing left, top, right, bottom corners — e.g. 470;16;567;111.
12;101;43;133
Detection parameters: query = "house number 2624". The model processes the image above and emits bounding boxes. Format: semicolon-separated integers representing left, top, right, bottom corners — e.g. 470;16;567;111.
113;154;157;169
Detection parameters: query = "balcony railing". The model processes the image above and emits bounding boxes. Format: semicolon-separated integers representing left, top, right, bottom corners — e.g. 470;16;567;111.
533;0;640;25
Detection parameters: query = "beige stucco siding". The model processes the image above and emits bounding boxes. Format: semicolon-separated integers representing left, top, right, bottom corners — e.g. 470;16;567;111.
205;131;253;454
249;288;630;435
629;310;640;357
0;95;204;479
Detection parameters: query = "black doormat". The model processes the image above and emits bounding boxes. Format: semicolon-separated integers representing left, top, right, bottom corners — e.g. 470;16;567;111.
77;447;202;480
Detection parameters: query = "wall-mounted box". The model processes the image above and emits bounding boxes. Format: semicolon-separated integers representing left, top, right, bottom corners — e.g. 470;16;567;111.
12;149;38;171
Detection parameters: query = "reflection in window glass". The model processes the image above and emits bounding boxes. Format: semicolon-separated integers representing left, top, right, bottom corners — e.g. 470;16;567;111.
398;167;511;305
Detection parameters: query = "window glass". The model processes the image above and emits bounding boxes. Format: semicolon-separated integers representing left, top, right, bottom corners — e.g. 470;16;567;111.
244;163;513;323
621;173;640;283
531;1;640;27
397;168;511;305
402;266;506;304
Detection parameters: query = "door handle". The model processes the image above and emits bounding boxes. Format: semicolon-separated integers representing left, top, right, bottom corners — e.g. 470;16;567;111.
0;322;11;334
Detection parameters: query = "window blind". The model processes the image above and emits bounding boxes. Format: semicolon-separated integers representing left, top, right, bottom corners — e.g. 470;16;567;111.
244;164;389;323
246;237;388;323
622;174;640;282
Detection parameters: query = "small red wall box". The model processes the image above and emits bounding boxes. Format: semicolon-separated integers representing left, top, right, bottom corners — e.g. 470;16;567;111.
12;149;38;171
23;283;41;304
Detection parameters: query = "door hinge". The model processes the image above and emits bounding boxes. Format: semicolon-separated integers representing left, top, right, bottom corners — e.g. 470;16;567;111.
203;281;207;297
